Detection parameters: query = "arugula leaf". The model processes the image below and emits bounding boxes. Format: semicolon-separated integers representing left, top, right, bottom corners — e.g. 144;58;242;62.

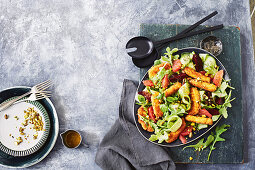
164;47;173;65
163;47;179;65
183;124;229;161
182;134;214;152
171;48;178;54
183;138;205;151
213;89;236;119
173;54;179;60
138;95;146;103
212;81;228;98
219;107;228;118
149;131;169;143
212;114;221;121
161;56;172;63
208;124;230;160
222;90;236;108
154;60;161;66
136;94;150;106
202;135;214;150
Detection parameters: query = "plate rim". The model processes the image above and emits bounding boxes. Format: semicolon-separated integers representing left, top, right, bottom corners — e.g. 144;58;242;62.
0;86;59;168
133;47;229;147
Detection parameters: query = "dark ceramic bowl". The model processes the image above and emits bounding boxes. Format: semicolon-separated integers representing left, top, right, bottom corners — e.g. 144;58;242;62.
133;47;229;147
0;86;59;168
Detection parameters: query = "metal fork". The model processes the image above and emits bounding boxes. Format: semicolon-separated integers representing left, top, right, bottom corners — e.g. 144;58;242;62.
0;80;52;111
16;91;52;103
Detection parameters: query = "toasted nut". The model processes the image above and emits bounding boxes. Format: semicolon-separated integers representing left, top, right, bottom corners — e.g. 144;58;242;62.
19;127;24;132
189;131;193;138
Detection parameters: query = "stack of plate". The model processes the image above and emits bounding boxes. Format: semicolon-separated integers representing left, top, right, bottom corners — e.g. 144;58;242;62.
0;87;59;168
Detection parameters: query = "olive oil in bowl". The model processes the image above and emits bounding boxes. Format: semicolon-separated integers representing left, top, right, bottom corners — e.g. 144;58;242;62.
60;130;82;148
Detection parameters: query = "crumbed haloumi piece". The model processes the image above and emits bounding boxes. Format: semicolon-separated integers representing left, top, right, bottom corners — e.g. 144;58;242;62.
188;87;201;115
189;79;217;92
148;62;171;78
151;92;163;119
164;82;182;97
166;118;186;143
184;67;210;83
137;106;154;132
185;115;213;125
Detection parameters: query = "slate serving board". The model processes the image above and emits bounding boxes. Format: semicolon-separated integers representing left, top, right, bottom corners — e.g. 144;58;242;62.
139;24;243;163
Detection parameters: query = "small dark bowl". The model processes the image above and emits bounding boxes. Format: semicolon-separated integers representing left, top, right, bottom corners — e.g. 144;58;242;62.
200;36;222;56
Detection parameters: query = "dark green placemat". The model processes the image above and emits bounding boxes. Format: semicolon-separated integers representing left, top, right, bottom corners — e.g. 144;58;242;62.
139;24;243;163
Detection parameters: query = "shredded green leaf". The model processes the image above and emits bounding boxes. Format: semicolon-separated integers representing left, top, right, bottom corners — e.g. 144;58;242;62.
208;124;230;160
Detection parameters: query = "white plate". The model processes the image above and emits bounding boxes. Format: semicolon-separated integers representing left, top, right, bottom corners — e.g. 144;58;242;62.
0;99;50;156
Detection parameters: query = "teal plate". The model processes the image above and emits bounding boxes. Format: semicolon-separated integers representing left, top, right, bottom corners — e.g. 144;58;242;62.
0;86;59;168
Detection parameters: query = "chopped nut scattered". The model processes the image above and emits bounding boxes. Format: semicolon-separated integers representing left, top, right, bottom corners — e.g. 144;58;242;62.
33;133;38;140
10;107;45;145
23;107;44;132
189;131;193;138
15;137;23;145
19;127;24;133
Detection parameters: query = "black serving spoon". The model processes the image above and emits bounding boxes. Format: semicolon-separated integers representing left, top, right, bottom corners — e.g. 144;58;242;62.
131;24;223;68
127;11;223;68
126;11;219;59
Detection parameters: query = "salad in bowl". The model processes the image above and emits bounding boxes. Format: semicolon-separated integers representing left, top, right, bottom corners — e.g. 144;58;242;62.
135;47;234;145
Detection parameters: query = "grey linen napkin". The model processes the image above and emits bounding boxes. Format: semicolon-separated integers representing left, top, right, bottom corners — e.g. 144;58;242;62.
95;79;175;170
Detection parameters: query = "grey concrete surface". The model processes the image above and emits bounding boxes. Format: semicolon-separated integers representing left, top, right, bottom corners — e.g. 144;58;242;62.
0;0;253;169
